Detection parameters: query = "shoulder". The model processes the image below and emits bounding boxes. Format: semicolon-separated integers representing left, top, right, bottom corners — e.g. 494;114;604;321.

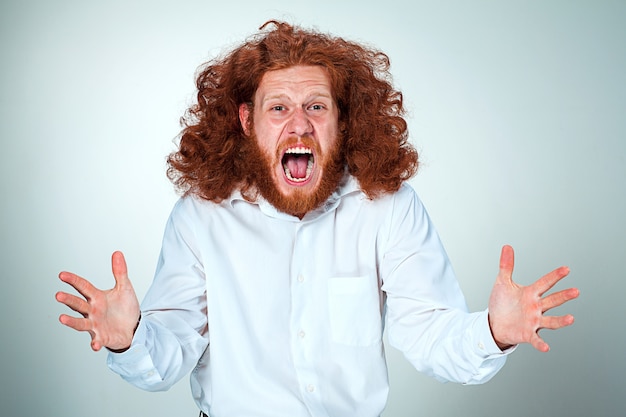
374;182;431;233
365;182;423;212
167;194;228;225
394;182;419;201
336;181;426;228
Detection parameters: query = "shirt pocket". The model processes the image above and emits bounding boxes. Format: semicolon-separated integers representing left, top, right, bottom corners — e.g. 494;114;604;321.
328;276;382;346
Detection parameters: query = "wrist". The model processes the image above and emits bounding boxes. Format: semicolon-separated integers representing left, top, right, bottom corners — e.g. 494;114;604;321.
107;313;141;354
487;312;513;351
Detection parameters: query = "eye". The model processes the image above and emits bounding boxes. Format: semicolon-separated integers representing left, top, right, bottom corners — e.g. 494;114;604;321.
309;104;325;111
271;105;285;112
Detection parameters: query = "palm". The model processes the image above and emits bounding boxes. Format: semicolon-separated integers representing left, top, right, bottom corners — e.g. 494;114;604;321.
56;251;140;351
488;245;579;352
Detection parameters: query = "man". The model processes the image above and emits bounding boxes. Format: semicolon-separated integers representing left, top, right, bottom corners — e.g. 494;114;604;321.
56;21;579;417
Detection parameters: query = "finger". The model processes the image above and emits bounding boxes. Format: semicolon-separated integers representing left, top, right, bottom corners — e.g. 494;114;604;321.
111;251;129;288
530;333;550;353
91;340;103;352
541;287;580;313
533;266;571;297
541;314;575;331
59;313;92;332
496;245;515;285
55;291;90;316
59;315;102;352
58;271;97;301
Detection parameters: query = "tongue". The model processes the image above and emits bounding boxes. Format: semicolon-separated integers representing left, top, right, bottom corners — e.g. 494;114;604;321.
285;154;309;179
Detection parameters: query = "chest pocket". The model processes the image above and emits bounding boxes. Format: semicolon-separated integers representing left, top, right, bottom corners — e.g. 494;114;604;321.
328;276;382;346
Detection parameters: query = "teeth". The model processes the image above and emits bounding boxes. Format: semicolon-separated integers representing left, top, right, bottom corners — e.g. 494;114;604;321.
285;146;312;155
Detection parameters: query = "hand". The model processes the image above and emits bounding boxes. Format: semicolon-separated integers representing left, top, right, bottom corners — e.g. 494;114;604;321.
56;251;140;352
488;245;579;352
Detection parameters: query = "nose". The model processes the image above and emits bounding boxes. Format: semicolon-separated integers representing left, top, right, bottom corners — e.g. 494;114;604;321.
287;108;313;137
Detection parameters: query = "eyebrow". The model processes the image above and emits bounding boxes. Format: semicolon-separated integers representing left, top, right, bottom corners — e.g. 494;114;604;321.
261;92;333;104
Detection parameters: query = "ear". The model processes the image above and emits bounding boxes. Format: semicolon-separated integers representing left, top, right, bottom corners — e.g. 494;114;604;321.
238;103;251;136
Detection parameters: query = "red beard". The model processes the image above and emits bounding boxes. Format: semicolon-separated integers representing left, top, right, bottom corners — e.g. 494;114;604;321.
240;133;345;218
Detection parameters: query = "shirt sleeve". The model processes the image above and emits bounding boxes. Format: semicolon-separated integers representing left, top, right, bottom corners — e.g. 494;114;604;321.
381;185;513;384
107;198;209;391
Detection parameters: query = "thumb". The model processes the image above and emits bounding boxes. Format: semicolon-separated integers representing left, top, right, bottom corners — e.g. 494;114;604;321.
111;251;130;288
497;245;515;285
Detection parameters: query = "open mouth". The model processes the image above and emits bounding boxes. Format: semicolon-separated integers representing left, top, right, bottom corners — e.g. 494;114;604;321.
281;146;314;183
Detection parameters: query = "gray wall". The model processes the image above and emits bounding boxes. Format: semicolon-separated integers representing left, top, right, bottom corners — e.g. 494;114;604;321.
1;1;624;416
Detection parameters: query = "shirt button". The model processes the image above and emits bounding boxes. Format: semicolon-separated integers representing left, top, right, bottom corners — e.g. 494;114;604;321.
478;342;485;350
297;274;305;283
298;330;306;338
306;384;315;393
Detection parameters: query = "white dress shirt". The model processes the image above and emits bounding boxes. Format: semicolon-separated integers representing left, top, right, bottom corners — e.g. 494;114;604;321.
107;175;509;417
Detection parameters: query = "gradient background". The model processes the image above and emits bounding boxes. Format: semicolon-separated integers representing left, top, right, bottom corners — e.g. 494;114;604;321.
1;1;624;416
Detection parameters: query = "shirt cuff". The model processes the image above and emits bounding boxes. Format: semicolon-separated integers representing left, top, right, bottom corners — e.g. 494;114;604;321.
106;320;164;386
472;309;517;358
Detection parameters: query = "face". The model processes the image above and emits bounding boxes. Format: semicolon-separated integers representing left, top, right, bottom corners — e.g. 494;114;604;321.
239;65;344;217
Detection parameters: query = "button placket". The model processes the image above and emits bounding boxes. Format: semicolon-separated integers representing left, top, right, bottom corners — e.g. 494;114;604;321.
288;222;328;416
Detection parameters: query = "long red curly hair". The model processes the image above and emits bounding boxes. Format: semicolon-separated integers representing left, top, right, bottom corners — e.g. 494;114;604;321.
167;20;419;202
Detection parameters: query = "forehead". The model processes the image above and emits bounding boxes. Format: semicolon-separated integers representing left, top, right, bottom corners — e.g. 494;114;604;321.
255;65;333;101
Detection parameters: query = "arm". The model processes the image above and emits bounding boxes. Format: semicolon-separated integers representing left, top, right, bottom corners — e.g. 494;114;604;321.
106;198;209;392
383;186;580;385
56;198;209;392
382;187;507;384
